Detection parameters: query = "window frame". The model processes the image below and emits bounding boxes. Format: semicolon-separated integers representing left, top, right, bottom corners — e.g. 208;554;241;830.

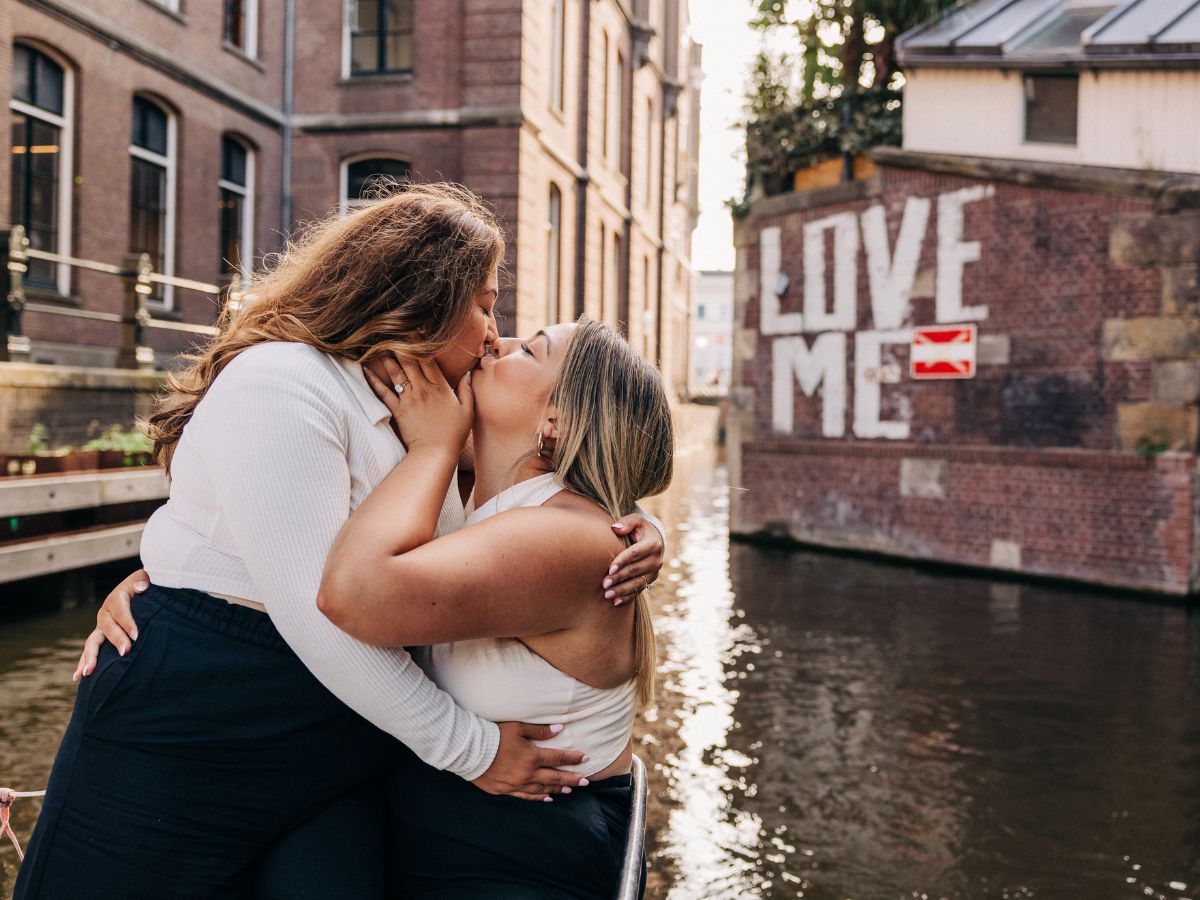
546;183;562;324
218;134;255;286
223;0;259;58
128;96;177;309
342;0;415;79
1022;72;1079;146
338;153;412;215
9;43;74;296
550;0;566;111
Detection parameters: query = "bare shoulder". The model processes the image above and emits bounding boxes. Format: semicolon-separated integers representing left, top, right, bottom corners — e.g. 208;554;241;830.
473;495;624;573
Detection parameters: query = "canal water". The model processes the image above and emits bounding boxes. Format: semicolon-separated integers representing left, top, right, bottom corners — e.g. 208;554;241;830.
2;445;1199;899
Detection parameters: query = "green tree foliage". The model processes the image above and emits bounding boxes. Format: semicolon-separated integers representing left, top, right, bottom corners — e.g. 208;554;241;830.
741;0;956;201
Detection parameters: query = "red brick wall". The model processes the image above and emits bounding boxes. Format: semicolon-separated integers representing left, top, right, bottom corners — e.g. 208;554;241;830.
731;156;1200;594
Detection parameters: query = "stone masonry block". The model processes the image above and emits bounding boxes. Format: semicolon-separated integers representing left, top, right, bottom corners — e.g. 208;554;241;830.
1162;266;1200;317
990;539;1022;570
900;458;946;499
1153;361;1200;405
1102;318;1200;361
1110;212;1200;268
978;334;1010;366
1116;402;1199;452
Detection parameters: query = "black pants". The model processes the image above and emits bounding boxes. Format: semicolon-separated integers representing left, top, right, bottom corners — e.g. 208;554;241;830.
13;585;398;900
385;749;644;899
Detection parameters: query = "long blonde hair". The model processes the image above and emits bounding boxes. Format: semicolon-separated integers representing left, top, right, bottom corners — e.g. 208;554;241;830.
547;319;674;709
148;182;504;473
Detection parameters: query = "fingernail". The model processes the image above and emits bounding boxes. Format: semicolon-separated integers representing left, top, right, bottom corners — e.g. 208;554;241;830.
604;590;615;600
85;663;93;675
581;755;589;763
134;581;148;591
549;723;564;734
561;786;572;794
119;644;127;657
602;578;613;589
608;564;618;575
613;599;623;607
611;523;623;531
543;796;553;803
130;628;139;641
72;671;79;682
578;778;589;787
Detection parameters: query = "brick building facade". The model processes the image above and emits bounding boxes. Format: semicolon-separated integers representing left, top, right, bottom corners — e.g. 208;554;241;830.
730;0;1200;596
730;153;1200;596
3;0;698;395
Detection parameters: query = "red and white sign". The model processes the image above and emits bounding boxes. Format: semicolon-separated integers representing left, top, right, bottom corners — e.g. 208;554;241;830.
910;324;977;380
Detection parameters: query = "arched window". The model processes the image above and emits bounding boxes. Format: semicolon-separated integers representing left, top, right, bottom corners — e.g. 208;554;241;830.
340;155;411;213
546;184;562;324
129;95;177;306
218;135;255;286
9;44;73;293
345;0;414;77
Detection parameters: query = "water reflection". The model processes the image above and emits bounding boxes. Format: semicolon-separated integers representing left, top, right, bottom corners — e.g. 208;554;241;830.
3;449;1200;899
638;448;1200;899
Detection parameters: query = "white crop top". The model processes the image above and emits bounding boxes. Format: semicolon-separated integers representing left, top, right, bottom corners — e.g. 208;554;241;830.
417;472;637;777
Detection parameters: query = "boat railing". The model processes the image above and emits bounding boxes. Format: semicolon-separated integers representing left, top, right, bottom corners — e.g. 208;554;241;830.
615;754;648;900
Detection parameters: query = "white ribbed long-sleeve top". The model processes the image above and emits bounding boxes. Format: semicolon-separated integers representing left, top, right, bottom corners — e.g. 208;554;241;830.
139;341;499;781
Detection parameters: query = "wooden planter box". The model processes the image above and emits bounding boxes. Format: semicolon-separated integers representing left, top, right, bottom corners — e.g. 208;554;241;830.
792;154;878;193
1;449;155;477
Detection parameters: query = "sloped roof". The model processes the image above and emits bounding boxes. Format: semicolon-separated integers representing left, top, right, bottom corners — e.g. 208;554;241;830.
897;0;1200;67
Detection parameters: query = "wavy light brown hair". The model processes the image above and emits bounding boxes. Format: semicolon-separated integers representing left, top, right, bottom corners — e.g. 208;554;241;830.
547;319;674;709
148;182;504;473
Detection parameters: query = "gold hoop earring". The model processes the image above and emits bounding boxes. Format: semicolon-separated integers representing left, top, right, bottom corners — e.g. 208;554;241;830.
537;433;547;457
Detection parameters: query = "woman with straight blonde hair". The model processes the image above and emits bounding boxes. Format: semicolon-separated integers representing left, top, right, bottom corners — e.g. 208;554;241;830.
15;184;664;900
316;317;673;898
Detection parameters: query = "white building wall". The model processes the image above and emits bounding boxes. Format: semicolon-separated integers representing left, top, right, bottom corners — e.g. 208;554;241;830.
903;68;1200;174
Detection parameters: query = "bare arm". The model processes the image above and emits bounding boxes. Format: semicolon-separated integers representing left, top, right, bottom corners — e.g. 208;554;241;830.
319;499;618;647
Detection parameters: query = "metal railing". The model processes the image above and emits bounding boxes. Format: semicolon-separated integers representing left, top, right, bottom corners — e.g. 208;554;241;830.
616;754;648;900
3;224;231;367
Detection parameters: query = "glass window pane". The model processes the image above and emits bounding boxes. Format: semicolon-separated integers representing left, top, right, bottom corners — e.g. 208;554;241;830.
351;34;381;73
33;52;64;115
132;98;169;155
130;157;166;275
1024;75;1078;145
346;158;411;200
224;0;246;48
12;45;33;106
356;0;380;30
10;111;61;286
219;187;244;281
222;137;248;185
384;31;413;71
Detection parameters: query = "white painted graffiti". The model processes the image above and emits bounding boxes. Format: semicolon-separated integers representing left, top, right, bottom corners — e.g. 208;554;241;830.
763;185;994;438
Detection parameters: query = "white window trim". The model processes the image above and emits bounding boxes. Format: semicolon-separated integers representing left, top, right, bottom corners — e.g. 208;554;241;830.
9;50;74;297
129;105;177;310
219;142;255;284
550;0;565;111
546;184;562;323
338;153;411;215
341;0;353;79
244;0;259;58
154;0;181;11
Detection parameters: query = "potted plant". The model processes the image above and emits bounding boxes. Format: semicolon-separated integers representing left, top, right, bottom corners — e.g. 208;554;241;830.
84;423;156;469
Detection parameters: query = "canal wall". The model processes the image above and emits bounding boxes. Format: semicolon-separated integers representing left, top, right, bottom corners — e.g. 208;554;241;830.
729;150;1200;595
0;365;164;454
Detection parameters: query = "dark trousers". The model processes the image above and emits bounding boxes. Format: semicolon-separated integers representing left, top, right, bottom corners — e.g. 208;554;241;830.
385;748;644;900
13;585;399;900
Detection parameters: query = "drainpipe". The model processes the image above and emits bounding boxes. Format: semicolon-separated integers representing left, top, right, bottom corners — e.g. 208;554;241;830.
572;0;591;320
280;0;296;237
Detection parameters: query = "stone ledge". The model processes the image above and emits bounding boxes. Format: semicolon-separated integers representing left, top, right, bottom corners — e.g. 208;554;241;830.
1116;402;1199;452
869;148;1200;205
0;363;165;392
